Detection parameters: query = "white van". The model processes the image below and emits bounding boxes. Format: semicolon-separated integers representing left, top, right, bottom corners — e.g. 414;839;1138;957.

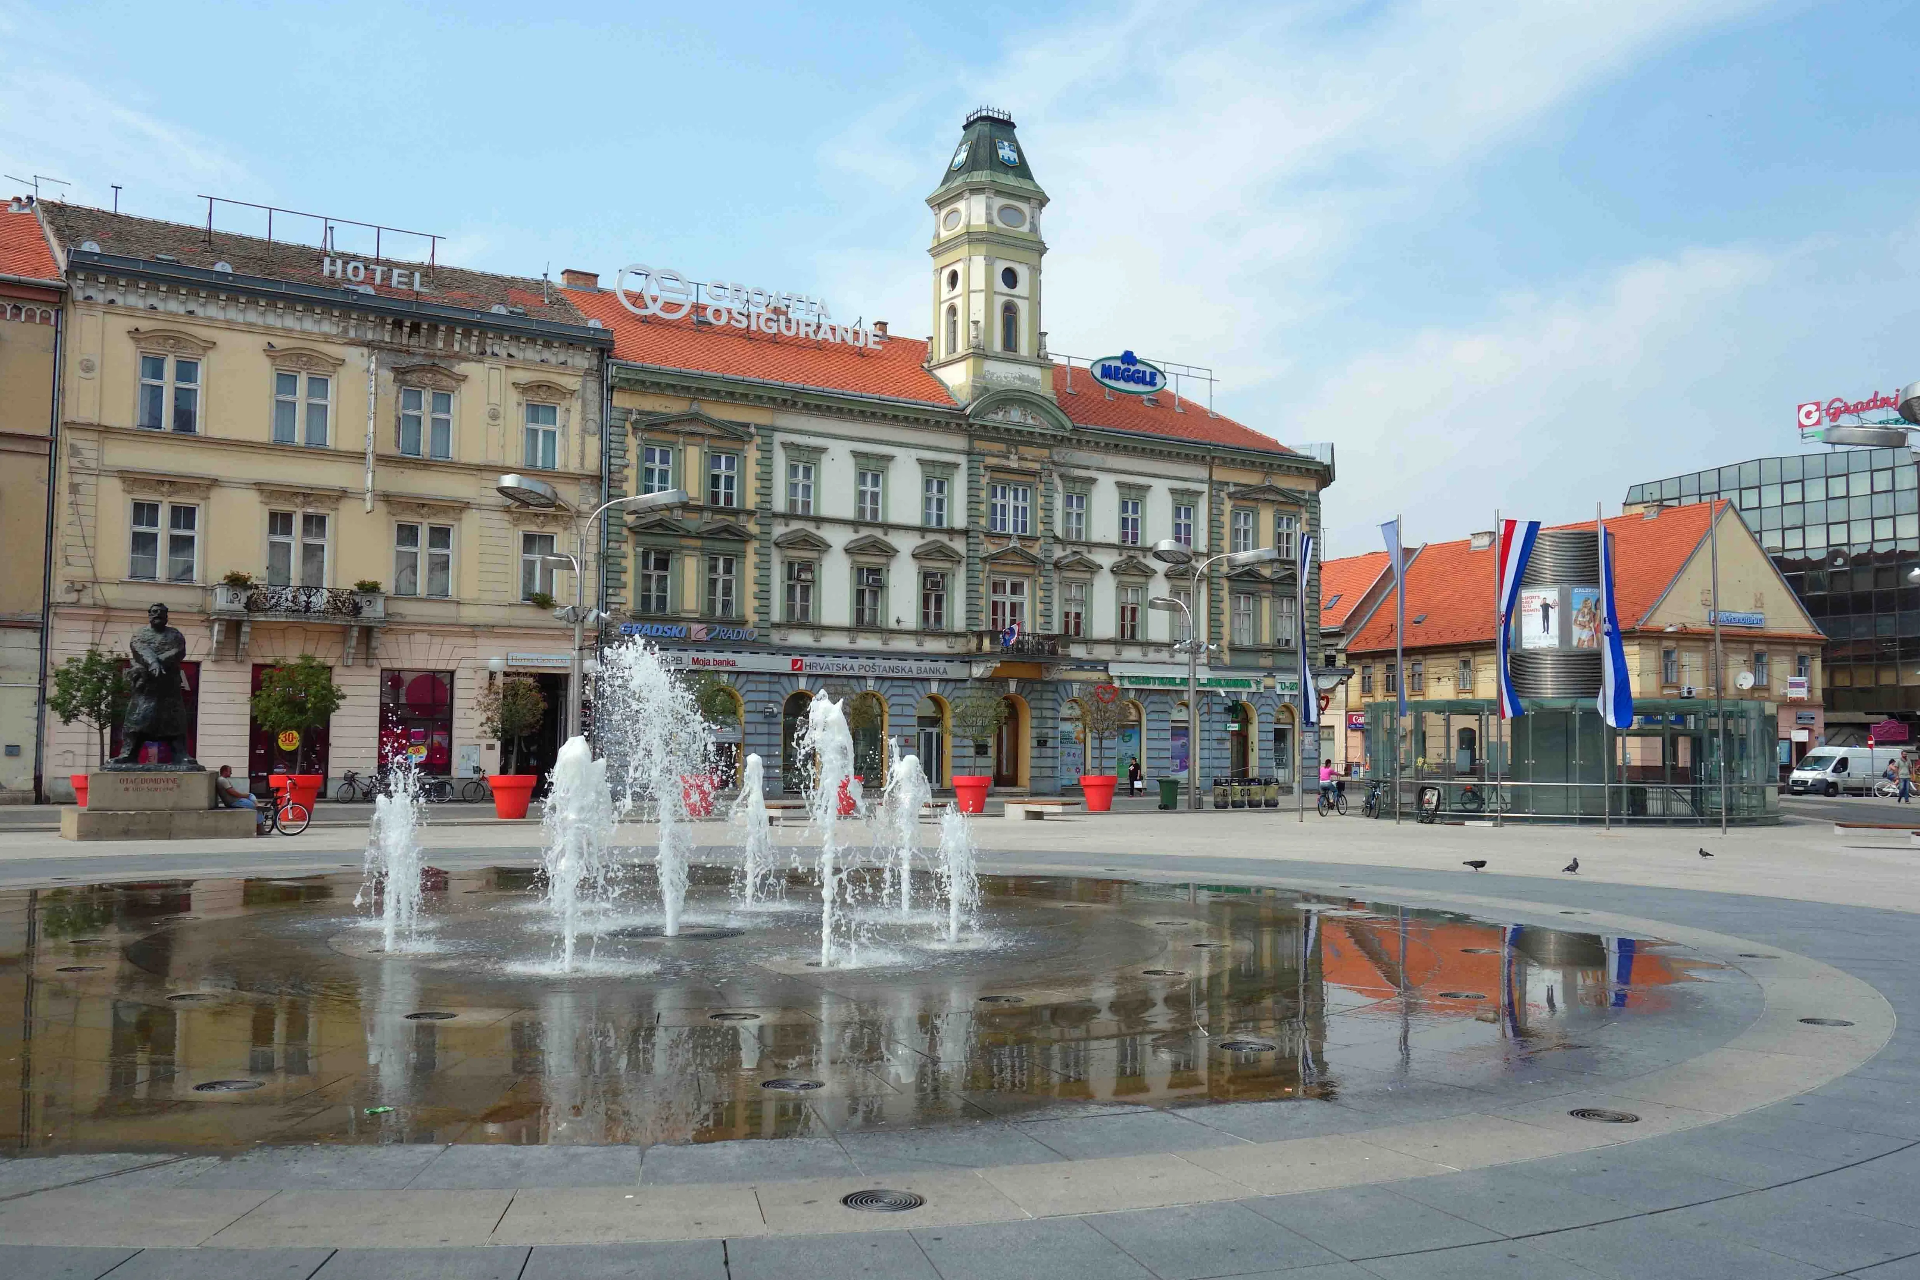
1788;746;1905;796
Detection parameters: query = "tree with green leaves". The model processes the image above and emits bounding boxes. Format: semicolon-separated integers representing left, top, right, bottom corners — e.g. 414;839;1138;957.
477;676;548;774
683;672;743;730
47;649;131;767
1080;689;1132;775
248;655;345;773
948;683;1012;776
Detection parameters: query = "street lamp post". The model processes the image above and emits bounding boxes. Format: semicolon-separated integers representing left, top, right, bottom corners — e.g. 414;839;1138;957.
495;476;689;741
1149;539;1281;810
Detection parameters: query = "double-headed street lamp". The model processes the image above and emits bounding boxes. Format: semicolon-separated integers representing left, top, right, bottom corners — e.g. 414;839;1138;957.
495;474;689;740
1146;538;1281;811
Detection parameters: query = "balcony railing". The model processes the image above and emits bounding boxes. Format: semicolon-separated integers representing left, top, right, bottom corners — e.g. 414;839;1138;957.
234;585;368;619
970;629;1062;658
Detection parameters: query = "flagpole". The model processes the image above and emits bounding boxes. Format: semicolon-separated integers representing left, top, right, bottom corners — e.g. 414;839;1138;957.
1494;509;1502;829
1394;513;1405;825
1711;500;1727;834
1600;502;1609;832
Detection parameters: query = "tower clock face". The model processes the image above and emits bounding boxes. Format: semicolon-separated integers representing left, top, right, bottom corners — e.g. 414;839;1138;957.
950;142;969;171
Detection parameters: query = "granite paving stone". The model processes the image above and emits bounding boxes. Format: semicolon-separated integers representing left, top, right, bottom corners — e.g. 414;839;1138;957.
1386;1167;1636;1236
0;1245;140;1280
1525;1217;1825;1280
639;1136;857;1185
726;1230;942;1280
1018;1110;1246;1160
1081;1200;1344;1278
308;1246;532;1279
1240;1184;1502;1259
407;1144;642;1189
178;1146;450;1190
911;1218;1158;1280
1655;1191;1920;1274
1344;1237;1601;1280
107;1247;335;1278
518;1241;729;1279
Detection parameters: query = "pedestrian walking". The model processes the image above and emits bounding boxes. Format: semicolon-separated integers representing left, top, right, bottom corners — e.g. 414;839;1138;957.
1899;754;1912;804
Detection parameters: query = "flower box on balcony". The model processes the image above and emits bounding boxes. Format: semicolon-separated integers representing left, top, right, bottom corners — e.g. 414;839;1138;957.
355;590;386;621
211;583;249;612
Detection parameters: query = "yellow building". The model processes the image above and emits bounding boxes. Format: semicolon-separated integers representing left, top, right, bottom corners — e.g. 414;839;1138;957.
0;196;62;802
35;202;611;797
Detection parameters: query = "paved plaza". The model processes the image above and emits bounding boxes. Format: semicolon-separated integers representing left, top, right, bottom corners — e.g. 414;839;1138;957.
3;809;1919;1279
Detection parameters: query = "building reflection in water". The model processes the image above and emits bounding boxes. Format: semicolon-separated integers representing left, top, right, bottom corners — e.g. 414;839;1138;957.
2;872;1725;1152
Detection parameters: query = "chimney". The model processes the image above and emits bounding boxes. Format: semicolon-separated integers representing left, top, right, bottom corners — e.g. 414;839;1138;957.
1468;530;1494;550
873;320;888;337
560;268;599;290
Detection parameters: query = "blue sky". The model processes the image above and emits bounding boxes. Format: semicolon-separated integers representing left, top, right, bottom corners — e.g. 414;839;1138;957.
7;0;1918;554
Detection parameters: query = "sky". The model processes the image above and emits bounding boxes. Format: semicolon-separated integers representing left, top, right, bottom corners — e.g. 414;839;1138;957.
6;0;1918;556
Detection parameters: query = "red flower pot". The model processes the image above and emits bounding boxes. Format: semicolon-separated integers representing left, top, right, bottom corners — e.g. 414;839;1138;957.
271;773;324;812
1079;775;1119;812
71;774;89;808
951;775;991;815
682;774;717;819
488;774;537;819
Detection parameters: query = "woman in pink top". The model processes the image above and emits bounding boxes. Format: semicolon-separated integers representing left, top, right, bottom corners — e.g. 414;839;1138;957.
1319;759;1336;801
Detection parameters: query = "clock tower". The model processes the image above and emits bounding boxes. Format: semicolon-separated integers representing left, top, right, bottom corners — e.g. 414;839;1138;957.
926;108;1053;405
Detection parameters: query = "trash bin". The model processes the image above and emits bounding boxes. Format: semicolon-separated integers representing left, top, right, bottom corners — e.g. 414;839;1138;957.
1157;777;1182;810
1263;777;1280;808
1229;778;1247;808
1212;776;1229;809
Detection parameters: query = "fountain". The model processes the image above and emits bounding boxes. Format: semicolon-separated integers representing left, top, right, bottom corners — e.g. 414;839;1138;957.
796;690;855;966
730;752;777;906
935;803;980;943
357;758;427;953
597;640;713;936
873;752;932;914
541;735;617;971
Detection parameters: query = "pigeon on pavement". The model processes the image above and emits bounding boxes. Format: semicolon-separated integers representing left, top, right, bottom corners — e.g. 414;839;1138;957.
1562;857;1580;874
1698;848;1714;858
1463;860;1487;871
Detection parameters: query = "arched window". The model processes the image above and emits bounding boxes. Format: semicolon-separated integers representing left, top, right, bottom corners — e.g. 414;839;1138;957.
945;304;958;357
1001;302;1019;353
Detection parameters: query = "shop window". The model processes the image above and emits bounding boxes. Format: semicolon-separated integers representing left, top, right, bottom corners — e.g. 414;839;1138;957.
137;353;199;433
380;670;454;776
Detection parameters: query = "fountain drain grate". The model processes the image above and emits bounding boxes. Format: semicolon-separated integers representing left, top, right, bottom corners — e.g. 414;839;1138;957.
1216;1039;1278;1053
761;1078;824;1091
1461;948;1500;954
405;1012;457;1021
1738;953;1778;959
167;993;219;1002
55;966;102;973
841;1189;925;1212
611;925;745;941
1142;969;1187;977
1570;1108;1639;1123
977;995;1024;1004
1191;941;1229;949
1439;992;1487;1000
1800;1017;1855;1027
710;1012;761;1022
194;1080;264;1092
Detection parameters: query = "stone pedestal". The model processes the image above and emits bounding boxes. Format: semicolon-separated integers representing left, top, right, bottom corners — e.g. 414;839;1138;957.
60;770;256;841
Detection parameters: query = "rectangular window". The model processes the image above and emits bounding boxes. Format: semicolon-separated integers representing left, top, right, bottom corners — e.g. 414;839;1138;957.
268;510;294;586
394;523;453;598
138;354;199;433
853;566;885;627
787;461;815;515
1457;657;1473;693
1119;497;1142;546
1173;585;1193;642
1063;580;1087;637
857;470;884;523
130;501;161;580
1753;650;1770;689
637;549;671;615
521;532;557;601
1173;503;1194;548
298;513;327;587
273;371;331;447
399;388;452;459
920;571;947;630
1360;665;1373;695
1408;660;1424;694
1662;648;1679;685
707;453;738;508
641;445;674;495
1231;593;1255;645
1062;491;1087;541
1386;663;1398;693
1276;513;1299;560
784;560;814;623
1119;584;1142;641
523;403;558;470
989;576;1028;632
923;476;948;528
1797;653;1811;679
988;483;1031;535
707;554;737;619
1231;509;1255;554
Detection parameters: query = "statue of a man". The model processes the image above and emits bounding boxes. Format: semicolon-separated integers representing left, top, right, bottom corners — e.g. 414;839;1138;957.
110;603;199;768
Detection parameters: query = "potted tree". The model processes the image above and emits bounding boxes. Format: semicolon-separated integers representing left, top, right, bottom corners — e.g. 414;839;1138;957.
477;676;547;819
46;649;131;806
1078;684;1129;813
249;655;344;813
681;672;742;816
947;684;1011;814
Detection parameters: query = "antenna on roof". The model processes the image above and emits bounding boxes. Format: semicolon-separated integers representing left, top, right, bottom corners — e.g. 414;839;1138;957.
543;265;550;306
111;185;121;213
3;173;68;202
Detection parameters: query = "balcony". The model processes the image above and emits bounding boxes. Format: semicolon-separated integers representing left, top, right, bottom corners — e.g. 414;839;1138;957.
210;584;386;663
970;629;1063;659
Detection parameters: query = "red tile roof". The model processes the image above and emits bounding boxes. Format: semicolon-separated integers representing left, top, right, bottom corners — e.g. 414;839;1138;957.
568;285;1294;454
566;287;959;406
1319;551;1390;630
0;204;58;282
1346;502;1818;655
1049;365;1292;455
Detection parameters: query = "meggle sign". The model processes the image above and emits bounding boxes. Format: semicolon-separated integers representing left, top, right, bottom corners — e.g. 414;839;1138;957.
614;263;885;350
1090;351;1165;395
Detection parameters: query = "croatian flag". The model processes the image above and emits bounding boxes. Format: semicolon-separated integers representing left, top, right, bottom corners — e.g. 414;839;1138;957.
1597;527;1635;729
1495;519;1540;719
1379;518;1407;717
1298;532;1318;728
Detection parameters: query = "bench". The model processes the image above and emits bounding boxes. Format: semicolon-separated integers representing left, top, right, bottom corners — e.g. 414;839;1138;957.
1832;821;1920;835
765;801;808;826
1005;799;1077;821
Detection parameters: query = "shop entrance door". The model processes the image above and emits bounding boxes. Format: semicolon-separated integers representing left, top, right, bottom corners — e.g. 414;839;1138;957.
993;698;1021;787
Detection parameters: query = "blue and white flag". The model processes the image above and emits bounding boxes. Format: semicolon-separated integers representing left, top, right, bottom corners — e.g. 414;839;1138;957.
1379;518;1407;717
1495;519;1540;719
1298;532;1318;728
1597;526;1635;729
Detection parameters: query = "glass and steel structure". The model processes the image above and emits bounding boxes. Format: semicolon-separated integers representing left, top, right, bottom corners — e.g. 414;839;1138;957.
1626;448;1920;714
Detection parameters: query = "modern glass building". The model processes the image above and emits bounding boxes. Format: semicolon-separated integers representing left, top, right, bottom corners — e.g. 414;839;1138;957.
1626;447;1920;717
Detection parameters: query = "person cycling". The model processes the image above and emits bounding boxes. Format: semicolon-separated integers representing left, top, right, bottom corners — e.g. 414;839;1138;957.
1319;759;1337;803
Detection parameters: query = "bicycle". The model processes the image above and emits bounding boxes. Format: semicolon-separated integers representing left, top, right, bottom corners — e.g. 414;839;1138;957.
261;794;311;836
1455;784;1486;813
457;776;491;803
334;770;379;802
1316;787;1348;816
1875;779;1900;799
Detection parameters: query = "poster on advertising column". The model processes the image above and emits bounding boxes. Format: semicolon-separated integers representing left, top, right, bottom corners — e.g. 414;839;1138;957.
1518;588;1558;649
1570;587;1601;650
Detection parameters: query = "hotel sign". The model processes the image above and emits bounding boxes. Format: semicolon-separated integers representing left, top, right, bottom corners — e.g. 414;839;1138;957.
322;256;426;291
614;264;885;350
1089;351;1166;396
